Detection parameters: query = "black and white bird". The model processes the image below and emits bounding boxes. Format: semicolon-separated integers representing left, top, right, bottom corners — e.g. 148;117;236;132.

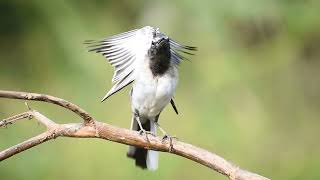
86;26;196;171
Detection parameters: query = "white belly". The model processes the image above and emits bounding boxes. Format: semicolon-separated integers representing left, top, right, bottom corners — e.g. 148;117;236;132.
131;67;178;118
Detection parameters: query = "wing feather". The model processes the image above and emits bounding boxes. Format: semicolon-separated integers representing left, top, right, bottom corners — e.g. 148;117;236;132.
169;39;197;65
101;70;135;101
86;28;144;101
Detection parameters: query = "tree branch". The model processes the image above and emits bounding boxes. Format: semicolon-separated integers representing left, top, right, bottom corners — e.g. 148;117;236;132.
0;90;92;123
0;90;270;180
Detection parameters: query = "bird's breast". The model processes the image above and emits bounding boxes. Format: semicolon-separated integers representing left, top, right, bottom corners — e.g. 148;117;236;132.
131;66;178;118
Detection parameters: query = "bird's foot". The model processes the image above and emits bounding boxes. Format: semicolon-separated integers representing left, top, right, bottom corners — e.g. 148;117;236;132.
162;134;177;141
138;129;156;139
162;134;178;152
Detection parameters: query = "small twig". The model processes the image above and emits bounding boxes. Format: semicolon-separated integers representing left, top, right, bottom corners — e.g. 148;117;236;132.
0;111;32;127
0;110;57;130
0;90;270;180
0;90;93;123
25;102;31;111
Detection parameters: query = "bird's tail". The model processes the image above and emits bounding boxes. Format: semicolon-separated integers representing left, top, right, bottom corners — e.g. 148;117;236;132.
127;116;158;171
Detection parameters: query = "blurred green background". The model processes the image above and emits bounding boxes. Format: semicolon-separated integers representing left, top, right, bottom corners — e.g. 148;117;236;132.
1;0;320;179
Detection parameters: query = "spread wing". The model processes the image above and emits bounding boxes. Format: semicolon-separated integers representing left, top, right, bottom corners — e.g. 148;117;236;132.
86;28;150;102
169;39;197;65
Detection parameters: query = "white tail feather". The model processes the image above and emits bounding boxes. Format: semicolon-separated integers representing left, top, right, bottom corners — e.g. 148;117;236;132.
147;150;158;171
146;120;158;170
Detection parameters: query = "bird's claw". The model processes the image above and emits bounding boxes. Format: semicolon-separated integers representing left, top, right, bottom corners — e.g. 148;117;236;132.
162;134;177;153
162;134;177;141
138;129;155;137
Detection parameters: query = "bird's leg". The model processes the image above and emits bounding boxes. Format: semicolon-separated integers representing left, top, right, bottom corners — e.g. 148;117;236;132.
135;116;145;134
137;118;155;137
134;111;155;137
154;121;167;136
154;122;177;152
155;122;177;140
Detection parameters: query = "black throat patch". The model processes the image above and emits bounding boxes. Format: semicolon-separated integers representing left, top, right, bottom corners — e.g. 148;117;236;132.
148;39;171;76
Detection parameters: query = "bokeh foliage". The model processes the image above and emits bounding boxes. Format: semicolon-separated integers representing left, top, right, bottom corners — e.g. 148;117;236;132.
1;0;320;179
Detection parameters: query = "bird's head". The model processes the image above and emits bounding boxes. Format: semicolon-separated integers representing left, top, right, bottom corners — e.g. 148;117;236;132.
148;28;171;76
150;32;169;54
149;34;170;58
